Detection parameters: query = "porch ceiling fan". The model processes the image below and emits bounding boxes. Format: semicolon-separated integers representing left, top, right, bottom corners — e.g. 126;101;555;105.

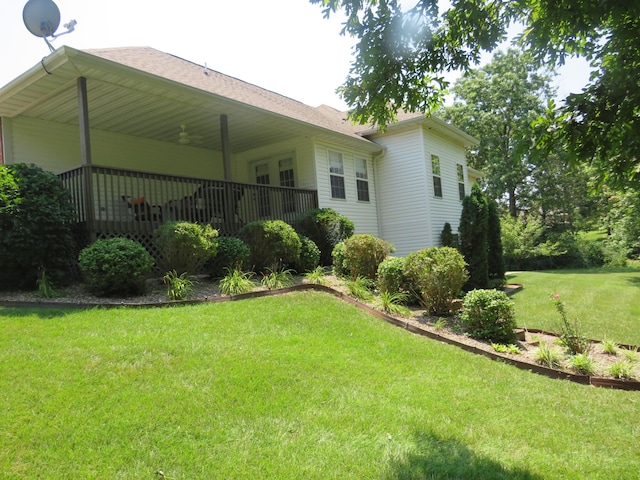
177;124;203;145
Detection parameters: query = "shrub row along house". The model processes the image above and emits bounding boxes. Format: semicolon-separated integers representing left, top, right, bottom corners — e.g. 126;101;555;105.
0;46;480;257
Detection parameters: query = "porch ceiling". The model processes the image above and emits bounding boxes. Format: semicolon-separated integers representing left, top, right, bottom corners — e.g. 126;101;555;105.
0;46;380;154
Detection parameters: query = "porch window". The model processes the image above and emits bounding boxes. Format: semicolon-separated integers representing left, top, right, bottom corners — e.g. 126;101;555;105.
355;157;370;202
329;150;346;199
255;163;271;217
457;164;465;201
432;155;442;198
279;157;296;213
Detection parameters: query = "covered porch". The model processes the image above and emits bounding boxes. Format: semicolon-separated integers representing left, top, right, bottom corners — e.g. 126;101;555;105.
58;164;318;252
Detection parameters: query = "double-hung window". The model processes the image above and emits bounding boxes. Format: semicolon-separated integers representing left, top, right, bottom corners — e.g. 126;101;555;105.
355;157;370;202
457;164;466;201
431;155;442;198
279;157;296;213
329;150;346;199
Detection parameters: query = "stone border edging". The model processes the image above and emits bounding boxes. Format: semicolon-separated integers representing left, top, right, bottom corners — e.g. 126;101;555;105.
2;283;638;391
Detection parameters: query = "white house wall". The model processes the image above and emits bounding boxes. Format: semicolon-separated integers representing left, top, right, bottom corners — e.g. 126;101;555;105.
371;125;471;256
422;127;469;247
5;117;224;178
314;141;379;236
372;128;431;256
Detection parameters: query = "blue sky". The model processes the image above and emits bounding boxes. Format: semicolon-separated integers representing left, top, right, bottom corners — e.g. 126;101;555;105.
1;0;591;110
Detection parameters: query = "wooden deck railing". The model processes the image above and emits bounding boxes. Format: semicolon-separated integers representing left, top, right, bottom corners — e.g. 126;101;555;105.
58;165;318;243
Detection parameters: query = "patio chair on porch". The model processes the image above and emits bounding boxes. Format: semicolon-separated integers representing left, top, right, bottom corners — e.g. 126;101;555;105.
121;195;162;222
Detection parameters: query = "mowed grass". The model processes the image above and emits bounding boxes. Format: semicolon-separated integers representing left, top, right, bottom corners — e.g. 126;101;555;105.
1;291;639;479
508;268;640;345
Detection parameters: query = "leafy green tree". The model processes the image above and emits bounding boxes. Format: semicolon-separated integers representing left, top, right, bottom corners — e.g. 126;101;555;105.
444;49;554;217
311;0;640;188
459;184;489;290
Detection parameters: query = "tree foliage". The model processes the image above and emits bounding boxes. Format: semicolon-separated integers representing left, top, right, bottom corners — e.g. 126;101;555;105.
444;49;553;216
311;0;640;188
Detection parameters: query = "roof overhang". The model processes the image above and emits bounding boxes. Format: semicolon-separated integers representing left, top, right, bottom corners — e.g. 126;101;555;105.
359;114;479;149
0;46;381;154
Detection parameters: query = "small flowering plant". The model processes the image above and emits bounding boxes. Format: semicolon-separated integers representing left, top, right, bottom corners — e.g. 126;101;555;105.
551;294;591;355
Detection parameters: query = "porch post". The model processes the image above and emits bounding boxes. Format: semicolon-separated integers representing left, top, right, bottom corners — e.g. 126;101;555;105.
220;114;236;233
77;77;96;242
220;114;232;181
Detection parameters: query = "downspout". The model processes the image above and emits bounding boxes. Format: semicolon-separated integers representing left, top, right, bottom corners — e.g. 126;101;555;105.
371;146;386;239
0;118;4;165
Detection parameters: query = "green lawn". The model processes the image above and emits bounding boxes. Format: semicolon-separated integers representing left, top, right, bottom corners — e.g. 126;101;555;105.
508;268;640;345
1;291;639;479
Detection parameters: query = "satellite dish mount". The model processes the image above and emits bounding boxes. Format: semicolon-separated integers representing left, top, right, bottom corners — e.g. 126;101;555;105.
23;0;77;52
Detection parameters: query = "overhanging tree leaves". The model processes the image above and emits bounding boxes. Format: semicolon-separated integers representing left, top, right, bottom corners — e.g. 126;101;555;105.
311;0;640;188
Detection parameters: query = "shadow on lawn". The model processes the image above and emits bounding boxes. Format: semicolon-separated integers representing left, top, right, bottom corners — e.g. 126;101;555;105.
386;431;542;480
0;307;77;319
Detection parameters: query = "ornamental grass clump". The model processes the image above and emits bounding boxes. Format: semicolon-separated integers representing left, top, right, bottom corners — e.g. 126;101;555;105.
404;247;468;315
459;289;516;343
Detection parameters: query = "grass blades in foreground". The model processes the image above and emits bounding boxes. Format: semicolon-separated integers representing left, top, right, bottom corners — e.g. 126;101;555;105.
508;268;640;345
1;292;639;479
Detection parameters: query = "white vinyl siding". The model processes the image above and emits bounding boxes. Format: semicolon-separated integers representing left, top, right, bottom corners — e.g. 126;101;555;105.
314;142;379;236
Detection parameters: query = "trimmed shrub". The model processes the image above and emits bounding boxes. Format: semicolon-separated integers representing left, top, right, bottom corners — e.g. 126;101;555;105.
154;221;218;275
460;289;516;344
404;247;468;315
294;235;321;273
238;220;301;272
332;241;347;277
340;234;394;280
78;238;154;296
295;208;354;265
377;256;420;304
205;236;251;279
0;163;76;289
459;183;489;290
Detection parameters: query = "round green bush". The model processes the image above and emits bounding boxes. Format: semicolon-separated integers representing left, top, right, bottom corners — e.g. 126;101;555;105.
340;233;394;280
78;238;154;296
238;220;301;272
460;289;516;343
295;208;354;266
205;236;251;278
294;235;321;273
154;221;218;275
404;247;468;315
0;163;76;289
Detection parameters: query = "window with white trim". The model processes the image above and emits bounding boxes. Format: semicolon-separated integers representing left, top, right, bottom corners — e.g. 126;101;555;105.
279;157;296;213
457;164;465;201
355;157;370;202
328;150;346;199
432;155;442;198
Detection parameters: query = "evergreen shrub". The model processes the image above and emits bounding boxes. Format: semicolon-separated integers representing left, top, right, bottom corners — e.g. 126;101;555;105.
404;247;468;315
460;289;516;343
78;238;154;296
205;237;251;278
295;208;354;265
154;221;218;275
339;233;394;280
459;184;489;290
0;163;76;289
377;256;420;304
294;235;321;273
238;220;301;272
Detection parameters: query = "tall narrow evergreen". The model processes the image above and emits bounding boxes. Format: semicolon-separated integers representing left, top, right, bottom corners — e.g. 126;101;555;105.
487;199;506;281
459;183;489;290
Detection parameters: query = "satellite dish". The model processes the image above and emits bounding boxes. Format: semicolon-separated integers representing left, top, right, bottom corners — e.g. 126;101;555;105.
23;0;60;38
